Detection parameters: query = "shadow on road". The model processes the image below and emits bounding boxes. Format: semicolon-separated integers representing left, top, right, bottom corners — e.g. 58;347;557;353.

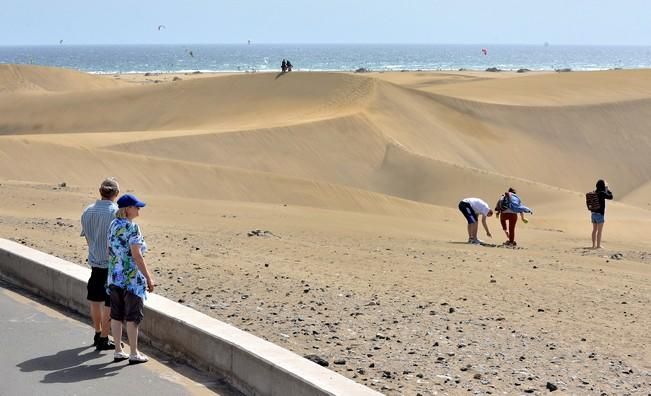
4;279;242;394
17;346;96;372
41;361;122;383
17;345;124;383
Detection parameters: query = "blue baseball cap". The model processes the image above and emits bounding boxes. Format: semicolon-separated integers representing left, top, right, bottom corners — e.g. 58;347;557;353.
117;194;146;209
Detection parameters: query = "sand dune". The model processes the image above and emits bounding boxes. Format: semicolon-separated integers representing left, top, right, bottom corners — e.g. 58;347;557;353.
0;72;374;134
1;65;650;395
36;69;644;205
0;64;124;94
415;93;651;195
103;119;581;216
620;180;651;208
1;65;650;209
0;137;445;217
105;114;387;190
400;69;651;105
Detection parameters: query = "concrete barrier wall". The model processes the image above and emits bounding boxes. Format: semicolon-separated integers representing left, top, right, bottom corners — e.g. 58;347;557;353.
0;239;382;396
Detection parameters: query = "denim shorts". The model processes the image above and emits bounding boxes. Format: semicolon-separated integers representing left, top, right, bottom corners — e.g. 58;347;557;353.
591;212;605;224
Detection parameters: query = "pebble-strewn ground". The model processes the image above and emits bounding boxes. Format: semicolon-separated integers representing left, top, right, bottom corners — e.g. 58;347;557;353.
3;189;649;396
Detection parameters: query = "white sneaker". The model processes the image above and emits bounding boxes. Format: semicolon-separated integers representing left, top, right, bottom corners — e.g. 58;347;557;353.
472;239;484;245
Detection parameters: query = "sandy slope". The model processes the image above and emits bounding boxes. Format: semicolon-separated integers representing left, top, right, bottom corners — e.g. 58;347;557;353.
0;72;373;134
0;65;650;395
372;69;651;105
0;64;125;94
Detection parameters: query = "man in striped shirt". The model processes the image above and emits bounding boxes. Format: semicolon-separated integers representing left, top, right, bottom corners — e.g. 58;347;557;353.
81;178;119;350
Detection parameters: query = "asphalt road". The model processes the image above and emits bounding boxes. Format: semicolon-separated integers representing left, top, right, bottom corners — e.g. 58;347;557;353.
0;279;241;396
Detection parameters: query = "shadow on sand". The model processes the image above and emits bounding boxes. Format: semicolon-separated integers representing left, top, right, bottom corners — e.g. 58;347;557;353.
448;241;498;247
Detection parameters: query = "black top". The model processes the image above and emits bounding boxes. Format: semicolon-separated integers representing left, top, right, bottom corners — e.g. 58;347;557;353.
595;189;613;215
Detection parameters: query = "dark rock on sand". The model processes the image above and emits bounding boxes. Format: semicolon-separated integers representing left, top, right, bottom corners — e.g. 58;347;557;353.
546;382;558;391
304;354;329;367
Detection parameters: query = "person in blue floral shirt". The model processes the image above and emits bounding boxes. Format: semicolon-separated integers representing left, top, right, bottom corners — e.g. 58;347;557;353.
107;193;155;365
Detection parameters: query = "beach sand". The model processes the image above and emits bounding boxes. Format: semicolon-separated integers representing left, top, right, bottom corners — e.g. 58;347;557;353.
1;64;650;394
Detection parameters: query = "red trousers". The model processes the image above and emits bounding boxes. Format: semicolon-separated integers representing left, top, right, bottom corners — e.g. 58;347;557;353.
500;213;518;242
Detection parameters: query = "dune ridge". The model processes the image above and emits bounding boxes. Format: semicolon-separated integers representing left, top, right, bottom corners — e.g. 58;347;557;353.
0;72;375;134
0;64;124;94
379;69;651;106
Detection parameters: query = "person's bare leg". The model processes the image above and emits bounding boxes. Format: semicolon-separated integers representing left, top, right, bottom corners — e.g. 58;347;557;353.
591;223;598;248
470;223;479;240
111;320;124;354
596;223;605;248
126;322;140;356
90;302;102;332
100;306;111;337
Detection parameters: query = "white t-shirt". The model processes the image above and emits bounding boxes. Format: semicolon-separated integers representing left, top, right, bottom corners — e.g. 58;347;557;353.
462;198;490;216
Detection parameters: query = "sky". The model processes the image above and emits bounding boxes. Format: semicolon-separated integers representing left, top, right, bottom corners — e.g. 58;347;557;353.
2;0;651;46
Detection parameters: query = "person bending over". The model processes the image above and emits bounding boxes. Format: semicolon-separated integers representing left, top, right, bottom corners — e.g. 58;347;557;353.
458;197;493;244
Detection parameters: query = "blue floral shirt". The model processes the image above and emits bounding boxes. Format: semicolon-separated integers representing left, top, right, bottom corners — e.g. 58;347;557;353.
107;218;149;299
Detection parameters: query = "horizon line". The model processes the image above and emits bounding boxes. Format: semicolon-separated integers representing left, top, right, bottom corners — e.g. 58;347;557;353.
2;42;651;47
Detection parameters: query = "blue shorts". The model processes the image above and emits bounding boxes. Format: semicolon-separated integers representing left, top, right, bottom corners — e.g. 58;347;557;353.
459;201;477;224
591;212;605;224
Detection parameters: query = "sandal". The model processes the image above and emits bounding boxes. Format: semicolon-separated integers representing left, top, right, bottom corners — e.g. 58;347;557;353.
129;353;149;365
113;351;129;362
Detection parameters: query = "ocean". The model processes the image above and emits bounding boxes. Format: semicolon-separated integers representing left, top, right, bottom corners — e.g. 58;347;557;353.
1;44;650;74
